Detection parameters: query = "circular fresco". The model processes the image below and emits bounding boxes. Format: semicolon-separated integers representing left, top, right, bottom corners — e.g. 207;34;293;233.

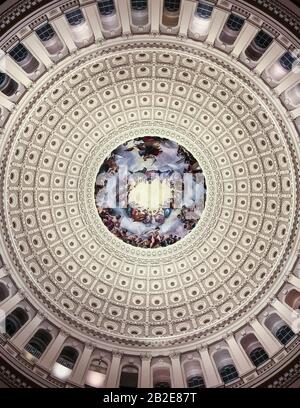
95;137;207;248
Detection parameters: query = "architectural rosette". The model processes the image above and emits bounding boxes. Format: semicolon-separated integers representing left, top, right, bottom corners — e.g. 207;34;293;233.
0;0;299;389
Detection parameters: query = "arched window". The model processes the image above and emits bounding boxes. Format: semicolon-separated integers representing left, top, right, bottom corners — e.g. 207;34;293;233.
265;313;296;346
219;364;239;384
279;52;298;71
276;325;296;345
98;0;115;16
184;360;205;388
24;329;52;359
5;308;29;337
85;359;108;388
195;2;213;19
153;366;171;388
262;51;298;86
97;0;119;33
285;289;300;310
219;14;244;45
240;333;269;368
66;9;85;26
131;0;148;26
36;23;64;55
189;1;213;39
0;72;18;97
245;30;273;61
0;282;9;302
249;347;269;367
119;365;139;388
9;43;39;74
65;8;93;47
36;23;55;41
52;346;79;381
163;0;181;27
254;30;273;49
213;349;239;384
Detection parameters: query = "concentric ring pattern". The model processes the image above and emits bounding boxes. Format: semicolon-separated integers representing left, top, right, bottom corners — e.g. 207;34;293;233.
1;41;298;350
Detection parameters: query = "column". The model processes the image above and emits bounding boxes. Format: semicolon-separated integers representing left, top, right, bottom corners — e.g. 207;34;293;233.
38;331;68;370
116;0;131;36
178;0;195;37
106;351;122;388
226;335;253;376
0;52;32;87
11;313;43;349
150;0;163;34
52;16;77;53
205;9;229;45
83;4;104;42
254;42;285;74
0;93;14;111
198;347;222;388
170;353;185;388
22;32;53;69
231;22;259;59
250;318;282;356
69;344;94;386
0;292;23;315
288;275;300;290
274;70;300;95
272;298;300;333
140;354;152;388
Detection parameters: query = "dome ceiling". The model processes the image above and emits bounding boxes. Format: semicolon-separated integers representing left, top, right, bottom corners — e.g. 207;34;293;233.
1;41;299;349
0;0;299;389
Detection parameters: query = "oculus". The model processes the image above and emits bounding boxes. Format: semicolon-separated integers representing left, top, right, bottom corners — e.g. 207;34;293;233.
95;137;206;248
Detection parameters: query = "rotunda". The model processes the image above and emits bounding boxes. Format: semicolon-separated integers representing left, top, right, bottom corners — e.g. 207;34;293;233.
0;0;299;388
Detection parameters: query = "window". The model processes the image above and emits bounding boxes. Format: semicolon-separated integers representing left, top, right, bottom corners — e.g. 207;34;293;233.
9;44;29;62
219;364;239;384
226;14;244;31
164;0;181;12
196;2;213;19
98;0;115;16
254;30;273;49
56;346;78;369
5;308;29;337
187;375;205;388
276;325;295;345
119;366;139;388
52;346;78;381
284;288;300;309
279;52;297;71
66;9;85;26
25;329;52;359
131;0;147;10
249;347;269;367
36;24;55;42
